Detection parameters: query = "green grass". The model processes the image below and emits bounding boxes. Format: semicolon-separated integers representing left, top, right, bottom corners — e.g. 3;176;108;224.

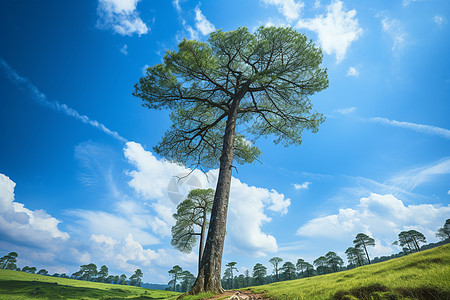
247;243;450;299
0;270;180;299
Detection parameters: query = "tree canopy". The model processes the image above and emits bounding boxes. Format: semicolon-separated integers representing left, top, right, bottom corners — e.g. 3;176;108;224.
171;188;214;273
353;233;375;264
135;25;328;294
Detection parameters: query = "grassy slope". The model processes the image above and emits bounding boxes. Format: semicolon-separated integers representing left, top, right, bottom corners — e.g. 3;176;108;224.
0;270;180;299
247;243;450;299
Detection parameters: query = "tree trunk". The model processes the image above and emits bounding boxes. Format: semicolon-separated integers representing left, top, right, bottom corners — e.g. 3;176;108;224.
363;244;371;264
189;89;246;294
198;212;207;274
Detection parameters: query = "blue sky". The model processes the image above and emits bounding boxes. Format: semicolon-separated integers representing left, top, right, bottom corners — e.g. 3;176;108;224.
0;0;449;283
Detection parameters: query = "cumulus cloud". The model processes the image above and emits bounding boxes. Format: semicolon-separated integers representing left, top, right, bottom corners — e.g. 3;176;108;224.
67;209;159;246
297;193;449;256
293;182;311;190
261;0;304;22
194;6;216;35
97;0;149;36
123;142;290;257
0;173;69;246
296;1;362;63
346;66;359;77
381;17;407;53
370;117;450;140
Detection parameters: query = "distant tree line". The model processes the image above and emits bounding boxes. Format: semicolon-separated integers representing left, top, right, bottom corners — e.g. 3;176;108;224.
0;253;143;287
166;218;450;290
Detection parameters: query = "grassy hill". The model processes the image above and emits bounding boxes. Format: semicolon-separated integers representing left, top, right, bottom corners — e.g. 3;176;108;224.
245;243;450;299
1;244;449;299
0;269;180;299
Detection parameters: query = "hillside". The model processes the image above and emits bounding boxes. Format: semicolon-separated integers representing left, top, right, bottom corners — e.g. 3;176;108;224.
244;243;450;299
0;269;179;299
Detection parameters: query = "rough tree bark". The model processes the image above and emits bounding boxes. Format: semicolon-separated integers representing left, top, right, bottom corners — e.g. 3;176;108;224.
190;86;247;294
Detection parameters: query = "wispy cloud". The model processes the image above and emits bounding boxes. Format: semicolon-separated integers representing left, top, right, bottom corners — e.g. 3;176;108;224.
370;117;450;140
194;6;216;36
0;57;128;143
334;107;356;115
388;157;450;192
261;0;304;22
381;17;407;53
296;1;363;63
97;0;149;36
433;15;447;27
120;44;128;55
293;182;311;190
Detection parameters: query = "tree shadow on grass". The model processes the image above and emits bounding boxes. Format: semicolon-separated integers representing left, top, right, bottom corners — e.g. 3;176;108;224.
0;280;171;299
333;283;450;300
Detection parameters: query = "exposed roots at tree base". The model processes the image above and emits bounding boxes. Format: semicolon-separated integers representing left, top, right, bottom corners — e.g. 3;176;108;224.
180;289;267;300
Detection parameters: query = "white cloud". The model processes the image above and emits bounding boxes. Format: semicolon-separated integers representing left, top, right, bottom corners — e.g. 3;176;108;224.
334;107;357;115
381;17;407;53
194;6;216;36
0;57;127;143
388;158;450;192
297;193;449;254
67;209;160;246
124;142;186;200
261;0;304;22
346;66;359;77
172;0;181;13
296;1;362;63
120;44;128;55
123;142;291;257
402;0;421;6
434;15;447;27
370;117;450;140
226;176;290;256
293;182;311;190
0;173;69;246
97;0;149;36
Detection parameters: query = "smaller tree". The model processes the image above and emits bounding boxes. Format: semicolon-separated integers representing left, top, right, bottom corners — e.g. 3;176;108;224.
168;265;183;292
269;257;283;282
280;261;296;281
119;274;128;285
353;233;375;264
252;263;267;285
129;269;143;287
225;262;238;289
98;265;109;282
171;189;214;273
313;256;328;275
407;230;427;251
325;251;343;272
436;219;450;241
21;266;31;273
37;269;49;275
29;267;37;274
112;275;120;284
394;230;427;252
304;263;314;277
244;269;251;287
180;270;196;292
296;259;307;277
0;252;18;269
345;247;365;267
